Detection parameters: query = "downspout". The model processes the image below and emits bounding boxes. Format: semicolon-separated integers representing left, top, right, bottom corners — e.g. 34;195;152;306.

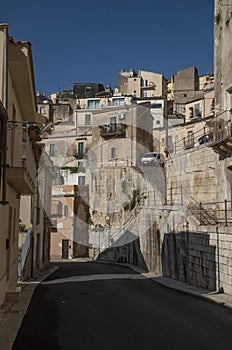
0;24;8;205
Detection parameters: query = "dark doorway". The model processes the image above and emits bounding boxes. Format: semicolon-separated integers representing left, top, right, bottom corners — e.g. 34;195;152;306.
62;239;69;259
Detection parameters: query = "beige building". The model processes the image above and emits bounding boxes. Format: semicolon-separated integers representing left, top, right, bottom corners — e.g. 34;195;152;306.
154;82;214;155
50;185;89;259
0;24;46;305
118;69;167;98
86;103;153;253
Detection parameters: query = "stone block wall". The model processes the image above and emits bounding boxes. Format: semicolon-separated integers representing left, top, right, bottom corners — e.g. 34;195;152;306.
96;142;232;294
166;146;219;207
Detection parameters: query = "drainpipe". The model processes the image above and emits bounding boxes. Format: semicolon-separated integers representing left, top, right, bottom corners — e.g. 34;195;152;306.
0;24;8;205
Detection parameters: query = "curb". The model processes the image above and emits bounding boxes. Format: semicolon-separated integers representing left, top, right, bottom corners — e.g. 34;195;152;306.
97;260;232;311
127;263;232;311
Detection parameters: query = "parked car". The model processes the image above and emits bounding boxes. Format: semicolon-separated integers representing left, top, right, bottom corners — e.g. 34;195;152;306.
140;152;164;166
198;134;210;145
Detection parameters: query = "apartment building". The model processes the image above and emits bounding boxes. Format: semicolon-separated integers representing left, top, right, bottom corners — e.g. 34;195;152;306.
152;66;215;154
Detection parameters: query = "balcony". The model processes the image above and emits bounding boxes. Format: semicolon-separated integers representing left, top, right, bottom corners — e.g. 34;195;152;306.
6;128;37;195
100;123;127;139
206;118;232;154
61;166;85;173
73;153;86;160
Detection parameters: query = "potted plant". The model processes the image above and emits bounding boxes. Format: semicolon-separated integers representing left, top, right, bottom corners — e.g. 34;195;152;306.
19;223;26;232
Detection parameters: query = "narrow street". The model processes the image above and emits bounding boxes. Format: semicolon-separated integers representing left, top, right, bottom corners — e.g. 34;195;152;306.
12;261;232;350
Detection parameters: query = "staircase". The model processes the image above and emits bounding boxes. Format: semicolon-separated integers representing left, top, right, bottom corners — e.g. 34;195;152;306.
187;203;218;225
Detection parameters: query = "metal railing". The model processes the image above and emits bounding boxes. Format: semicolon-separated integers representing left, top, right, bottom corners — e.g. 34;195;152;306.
18;228;32;280
190;200;232;226
167;184;232;226
98;204;142;253
171;115;232;155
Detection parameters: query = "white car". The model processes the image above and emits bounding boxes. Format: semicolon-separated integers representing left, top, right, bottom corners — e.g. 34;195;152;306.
140;152;164;166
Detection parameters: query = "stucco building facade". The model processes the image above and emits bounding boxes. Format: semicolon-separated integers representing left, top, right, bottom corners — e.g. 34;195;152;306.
0;24;47;305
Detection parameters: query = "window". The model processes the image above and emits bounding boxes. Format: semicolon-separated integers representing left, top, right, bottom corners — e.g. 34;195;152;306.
175;104;185;114
36;207;40;225
112;98;124;106
194;103;201;116
50;144;55;157
85;114;91;125
64;205;69;218
156;120;160;125
85;87;92;97
78;142;84;156
141;79;148;87
187;131;194;148
78;161;85;172
111;146;117;159
40;106;46;114
211;98;215;110
189;107;194;118
151;103;162;109
78;176;85;185
142;91;148;98
168;136;173;151
87;100;100;109
110;116;117;132
110;116;117;124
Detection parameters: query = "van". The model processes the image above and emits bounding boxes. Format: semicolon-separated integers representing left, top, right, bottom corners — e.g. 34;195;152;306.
140;152;164;166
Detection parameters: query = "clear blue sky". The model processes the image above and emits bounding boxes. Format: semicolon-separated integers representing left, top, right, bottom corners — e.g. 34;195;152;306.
1;0;214;96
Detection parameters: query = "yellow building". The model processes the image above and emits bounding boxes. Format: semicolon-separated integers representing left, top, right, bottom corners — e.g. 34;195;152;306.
0;24;45;305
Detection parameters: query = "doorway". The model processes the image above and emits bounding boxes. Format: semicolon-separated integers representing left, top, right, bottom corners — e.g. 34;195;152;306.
62;239;69;259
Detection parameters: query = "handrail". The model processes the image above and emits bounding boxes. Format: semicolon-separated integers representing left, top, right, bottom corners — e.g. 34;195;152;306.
98;203;142;253
172;194;231;226
18;228;32;279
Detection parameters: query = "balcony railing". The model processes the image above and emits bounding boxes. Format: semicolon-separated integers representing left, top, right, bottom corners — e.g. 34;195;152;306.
100;123;127;139
172;116;232;154
61;166;85;173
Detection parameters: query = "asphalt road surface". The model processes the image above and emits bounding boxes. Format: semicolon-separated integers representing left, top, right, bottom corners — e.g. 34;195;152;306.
13;261;232;350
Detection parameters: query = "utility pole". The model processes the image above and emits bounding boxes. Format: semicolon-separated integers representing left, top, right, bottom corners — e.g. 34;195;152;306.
163;91;168;205
164;95;169;158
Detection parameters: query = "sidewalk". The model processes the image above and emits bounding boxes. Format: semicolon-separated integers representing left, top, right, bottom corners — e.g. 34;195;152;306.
0;265;59;350
1;261;232;350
